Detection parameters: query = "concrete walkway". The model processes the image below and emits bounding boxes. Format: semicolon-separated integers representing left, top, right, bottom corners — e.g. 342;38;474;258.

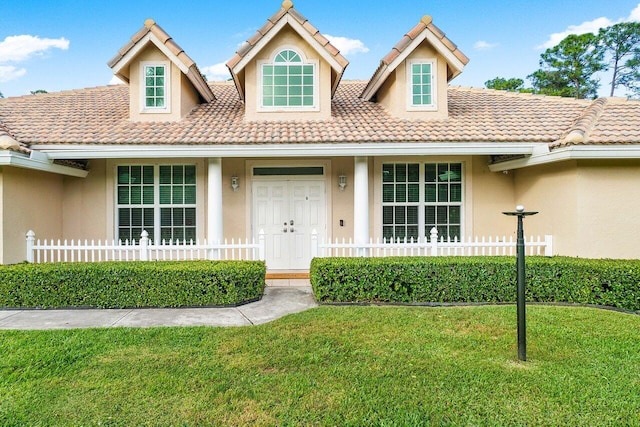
0;286;317;330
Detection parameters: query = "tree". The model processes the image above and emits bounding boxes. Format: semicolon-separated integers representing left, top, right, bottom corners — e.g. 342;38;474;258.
528;33;605;99
0;91;4;98
598;22;640;96
30;89;48;95
484;77;526;92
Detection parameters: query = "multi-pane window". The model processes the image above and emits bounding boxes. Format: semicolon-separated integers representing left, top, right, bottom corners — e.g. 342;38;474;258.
262;49;315;108
409;61;435;108
144;65;166;108
425;163;462;240
116;165;196;243
382;162;462;241
382;163;420;240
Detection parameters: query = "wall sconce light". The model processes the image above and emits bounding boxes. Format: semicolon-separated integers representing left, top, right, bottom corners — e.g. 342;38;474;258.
231;176;239;192
338;174;347;191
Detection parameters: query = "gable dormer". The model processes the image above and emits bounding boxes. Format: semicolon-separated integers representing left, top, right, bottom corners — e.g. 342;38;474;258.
108;19;214;122
361;15;469;119
226;0;348;121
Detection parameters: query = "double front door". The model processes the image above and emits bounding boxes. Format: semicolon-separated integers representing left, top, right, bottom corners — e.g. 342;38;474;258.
253;179;325;270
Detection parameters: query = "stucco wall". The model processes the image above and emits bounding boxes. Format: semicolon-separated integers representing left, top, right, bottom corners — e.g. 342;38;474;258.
513;161;579;256
128;44;200;122
1;167;64;264
376;42;449;119
62;159;108;240
575;159;640;259
220;158;247;239
243;26;333;121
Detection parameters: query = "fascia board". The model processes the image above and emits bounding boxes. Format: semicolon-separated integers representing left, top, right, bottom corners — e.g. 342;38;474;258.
112;33;189;76
31;142;541;160
489;145;640;172
232;16;344;75
0;151;88;177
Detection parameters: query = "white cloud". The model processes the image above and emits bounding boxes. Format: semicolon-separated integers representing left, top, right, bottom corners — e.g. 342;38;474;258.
474;40;499;51
537;2;640;50
201;63;230;81
325;34;369;55
0;65;27;83
0;35;69;62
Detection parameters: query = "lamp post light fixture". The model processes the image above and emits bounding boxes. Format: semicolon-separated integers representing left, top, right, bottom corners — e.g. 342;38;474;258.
231;176;239;192
502;205;538;361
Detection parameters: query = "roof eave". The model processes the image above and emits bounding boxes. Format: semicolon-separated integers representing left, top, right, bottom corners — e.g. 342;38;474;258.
0;150;89;178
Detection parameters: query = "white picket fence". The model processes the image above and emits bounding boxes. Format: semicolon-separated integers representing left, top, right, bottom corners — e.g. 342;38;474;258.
312;228;553;258
25;230;265;263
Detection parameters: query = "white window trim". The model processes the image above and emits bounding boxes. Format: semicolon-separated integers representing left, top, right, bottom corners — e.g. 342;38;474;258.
406;58;437;111
112;161;202;243
377;159;466;241
257;46;320;112
140;61;171;114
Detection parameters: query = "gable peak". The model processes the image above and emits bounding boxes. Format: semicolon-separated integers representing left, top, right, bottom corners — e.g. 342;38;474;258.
421;15;432;26
282;0;293;10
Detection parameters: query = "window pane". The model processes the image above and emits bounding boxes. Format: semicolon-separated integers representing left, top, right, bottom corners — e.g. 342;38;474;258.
438;184;449;203
450;206;461;223
425;164;437;182
408;184;419;203
185;208;196;226
173;186;183;204
185;228;196;242
383;184;394;202
425;184;436;203
173;208;184;226
161;208;171;226
425;206;436;224
118;186;129;204
143;166;154;184
172;166;183;184
184;186;196;204
408;164;419;182
130;166;141;184
160;166;171;184
437;206;448;223
407;206;418;224
130;186;141;204
383;206;393;225
451;184;462;202
396;164;407;182
396;184;406;202
119;209;130;227
185;166;196;184
160;186;171;204
383;164;394;182
143;186;154;204
131;208;143;227
395;206;406;224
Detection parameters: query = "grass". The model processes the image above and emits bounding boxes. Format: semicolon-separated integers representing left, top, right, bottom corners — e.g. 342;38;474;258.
1;305;639;426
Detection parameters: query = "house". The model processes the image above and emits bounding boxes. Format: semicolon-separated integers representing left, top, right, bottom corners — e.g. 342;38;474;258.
1;1;640;269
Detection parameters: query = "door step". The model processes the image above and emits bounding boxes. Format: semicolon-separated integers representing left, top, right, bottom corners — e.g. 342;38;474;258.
266;272;310;280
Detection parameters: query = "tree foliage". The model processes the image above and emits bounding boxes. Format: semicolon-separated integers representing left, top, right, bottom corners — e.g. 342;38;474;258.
598;22;640;96
30;89;48;95
528;33;605;99
0;90;4;99
484;77;526;91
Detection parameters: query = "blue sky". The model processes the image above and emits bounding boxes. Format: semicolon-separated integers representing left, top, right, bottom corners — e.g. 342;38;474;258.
1;0;640;98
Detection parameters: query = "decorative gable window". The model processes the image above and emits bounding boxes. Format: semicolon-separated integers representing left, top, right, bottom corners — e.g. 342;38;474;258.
407;59;436;110
141;62;170;112
260;48;317;110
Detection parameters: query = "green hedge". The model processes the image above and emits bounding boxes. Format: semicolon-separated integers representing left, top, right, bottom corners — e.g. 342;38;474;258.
0;260;266;309
310;257;640;312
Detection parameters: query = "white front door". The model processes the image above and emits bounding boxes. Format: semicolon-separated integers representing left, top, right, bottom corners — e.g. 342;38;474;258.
253;180;325;270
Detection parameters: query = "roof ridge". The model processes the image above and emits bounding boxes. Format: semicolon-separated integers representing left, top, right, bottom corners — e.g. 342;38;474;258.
555;98;608;146
449;85;595;103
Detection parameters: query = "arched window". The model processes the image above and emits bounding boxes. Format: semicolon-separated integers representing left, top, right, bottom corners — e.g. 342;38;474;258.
261;48;316;108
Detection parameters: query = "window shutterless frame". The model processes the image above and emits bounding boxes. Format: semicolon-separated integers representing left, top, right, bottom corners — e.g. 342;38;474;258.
406;59;437;111
258;47;319;112
382;162;463;241
115;164;196;243
140;61;170;113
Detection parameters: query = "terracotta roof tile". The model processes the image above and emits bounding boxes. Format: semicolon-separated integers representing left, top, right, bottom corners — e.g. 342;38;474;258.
226;2;348;98
3;82;631;150
361;15;469;101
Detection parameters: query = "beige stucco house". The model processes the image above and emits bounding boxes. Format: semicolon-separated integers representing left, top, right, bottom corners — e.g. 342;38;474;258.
1;1;640;269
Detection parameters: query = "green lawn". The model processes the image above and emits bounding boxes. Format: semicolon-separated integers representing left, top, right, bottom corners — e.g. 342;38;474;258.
1;305;639;426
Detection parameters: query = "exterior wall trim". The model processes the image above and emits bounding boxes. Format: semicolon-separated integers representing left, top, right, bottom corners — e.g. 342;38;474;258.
0;151;88;177
489;145;640;171
31;142;545;160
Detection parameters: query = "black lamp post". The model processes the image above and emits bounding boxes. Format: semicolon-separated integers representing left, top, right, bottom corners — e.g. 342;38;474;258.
503;205;538;361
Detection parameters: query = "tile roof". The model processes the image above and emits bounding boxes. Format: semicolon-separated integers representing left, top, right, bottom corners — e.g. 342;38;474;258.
108;18;215;103
3;82;638;149
361;15;470;101
226;0;348;100
0;120;30;154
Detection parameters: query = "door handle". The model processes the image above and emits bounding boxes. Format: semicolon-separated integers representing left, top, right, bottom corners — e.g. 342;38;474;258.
283;222;288;233
290;220;294;225
290;227;295;232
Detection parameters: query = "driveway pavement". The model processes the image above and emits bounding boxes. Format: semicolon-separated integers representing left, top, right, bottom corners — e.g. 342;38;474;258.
0;286;317;330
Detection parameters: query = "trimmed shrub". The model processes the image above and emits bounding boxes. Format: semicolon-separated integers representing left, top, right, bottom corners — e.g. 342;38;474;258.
310;257;640;311
0;260;265;309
